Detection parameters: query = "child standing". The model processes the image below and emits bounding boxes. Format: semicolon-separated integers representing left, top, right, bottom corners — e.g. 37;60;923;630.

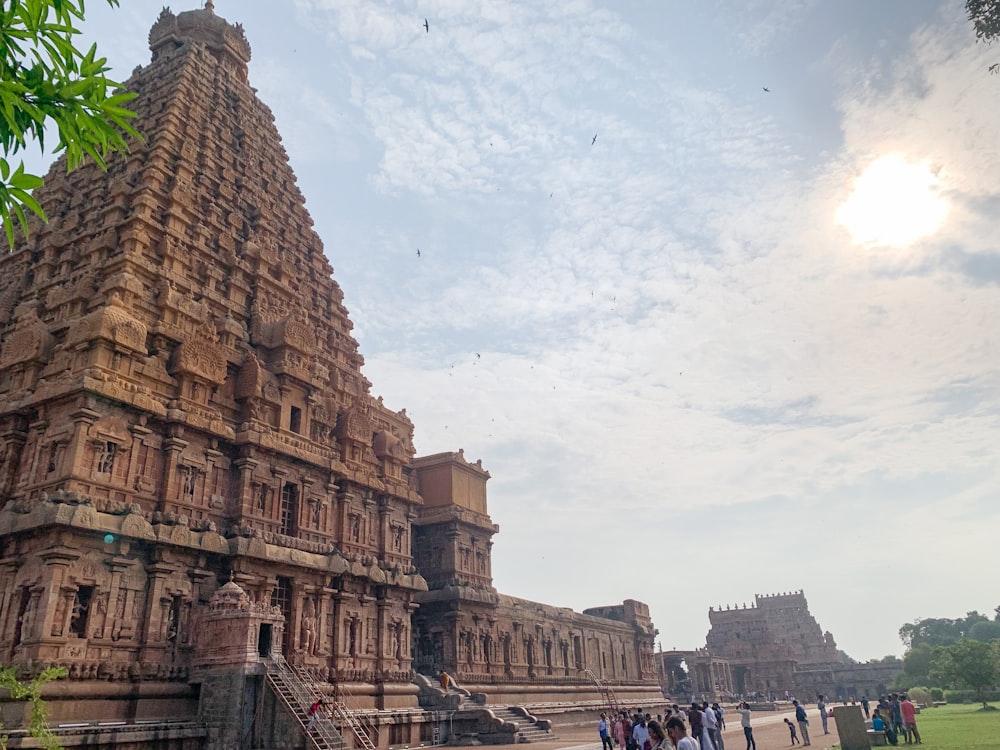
784;718;800;745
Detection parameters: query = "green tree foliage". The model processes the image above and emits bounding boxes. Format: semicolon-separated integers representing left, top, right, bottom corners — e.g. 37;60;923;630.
899;610;997;649
896;642;937;689
929;639;1000;709
0;665;68;750
967;0;1000;71
0;0;138;245
968;620;1000;642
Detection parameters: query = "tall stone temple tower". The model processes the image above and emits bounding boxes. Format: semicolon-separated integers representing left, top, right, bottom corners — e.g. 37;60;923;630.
0;5;662;747
705;591;844;695
1;0;424;727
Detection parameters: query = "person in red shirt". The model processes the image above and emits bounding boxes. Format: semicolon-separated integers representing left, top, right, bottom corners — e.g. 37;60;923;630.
899;695;922;744
306;699;325;732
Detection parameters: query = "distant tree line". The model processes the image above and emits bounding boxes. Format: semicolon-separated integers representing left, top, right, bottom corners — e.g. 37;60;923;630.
895;607;1000;708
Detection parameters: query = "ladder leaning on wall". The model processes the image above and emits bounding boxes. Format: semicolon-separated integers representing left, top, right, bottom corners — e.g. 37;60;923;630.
584;667;622;715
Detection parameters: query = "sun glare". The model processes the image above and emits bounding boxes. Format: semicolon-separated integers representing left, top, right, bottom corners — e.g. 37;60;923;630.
836;153;949;248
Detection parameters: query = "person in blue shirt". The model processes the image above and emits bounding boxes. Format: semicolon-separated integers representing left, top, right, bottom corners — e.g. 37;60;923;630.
792;700;811;746
872;710;886;732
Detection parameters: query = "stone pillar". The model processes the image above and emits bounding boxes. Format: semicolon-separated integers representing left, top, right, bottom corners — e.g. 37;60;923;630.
127;421;152;491
140;562;174;658
331;591;344;665
234;456;259;518
161;434;189;507
378;496;391;557
65;407;100;487
204;444;223;506
376;598;389;673
319;585;336;658
301;476;315;531
325;481;339;537
0;556;19;644
36;547;80;644
290;582;305;655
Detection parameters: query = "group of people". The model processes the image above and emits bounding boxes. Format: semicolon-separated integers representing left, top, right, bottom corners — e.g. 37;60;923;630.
870;694;921;746
599;702;754;750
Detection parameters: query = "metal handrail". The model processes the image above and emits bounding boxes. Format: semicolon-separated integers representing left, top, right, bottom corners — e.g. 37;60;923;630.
266;655;347;750
585;667;621;714
285;658;378;750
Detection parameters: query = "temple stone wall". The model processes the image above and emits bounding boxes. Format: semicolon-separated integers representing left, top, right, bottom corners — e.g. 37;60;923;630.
0;4;663;746
410;453;659;702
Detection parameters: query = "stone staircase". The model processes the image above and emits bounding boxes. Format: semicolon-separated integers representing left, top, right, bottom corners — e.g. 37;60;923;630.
487;706;554;743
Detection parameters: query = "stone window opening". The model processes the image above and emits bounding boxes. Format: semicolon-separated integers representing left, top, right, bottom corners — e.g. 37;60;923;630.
270;576;293;654
46;442;60;474
14;587;32;645
348;617;359;656
280;482;298;536
256;483;268;512
289;405;302;434
181;466;197;501
166;595;182;641
96;441;118;474
69;585;94;638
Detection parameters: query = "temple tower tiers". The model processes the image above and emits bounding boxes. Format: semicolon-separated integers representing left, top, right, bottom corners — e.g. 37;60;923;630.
704;590;844;696
0;2;427;724
0;4;665;743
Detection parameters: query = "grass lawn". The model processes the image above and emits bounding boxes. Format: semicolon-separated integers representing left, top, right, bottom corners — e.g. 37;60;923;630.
836;703;1000;750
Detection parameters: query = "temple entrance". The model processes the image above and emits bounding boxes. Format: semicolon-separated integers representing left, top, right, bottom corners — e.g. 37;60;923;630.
733;665;750;694
258;624;273;657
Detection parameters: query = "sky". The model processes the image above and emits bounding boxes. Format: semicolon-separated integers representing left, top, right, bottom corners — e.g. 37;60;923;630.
34;0;1000;663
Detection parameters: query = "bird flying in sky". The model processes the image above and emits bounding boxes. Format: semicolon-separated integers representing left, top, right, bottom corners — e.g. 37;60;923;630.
592;133;598;145
762;87;770;92
424;18;429;33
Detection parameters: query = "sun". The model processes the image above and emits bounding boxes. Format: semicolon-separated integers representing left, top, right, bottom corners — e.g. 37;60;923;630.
836;153;949;248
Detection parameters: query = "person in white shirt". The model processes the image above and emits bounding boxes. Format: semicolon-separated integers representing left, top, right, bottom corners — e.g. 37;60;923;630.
665;716;699;750
737;702;756;750
598;713;613;750
701;702;719;750
632;716;650;750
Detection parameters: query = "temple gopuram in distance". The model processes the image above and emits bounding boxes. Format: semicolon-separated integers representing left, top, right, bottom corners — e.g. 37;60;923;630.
656;591;901;702
0;5;660;750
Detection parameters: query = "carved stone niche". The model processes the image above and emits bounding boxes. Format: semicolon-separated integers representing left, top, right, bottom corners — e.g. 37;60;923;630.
64;293;148;355
0;301;52;370
252;311;318;357
335;406;374;466
169;323;227;386
373;430;406;480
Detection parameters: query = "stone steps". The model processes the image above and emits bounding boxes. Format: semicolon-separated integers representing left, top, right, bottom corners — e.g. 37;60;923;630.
488;706;555;743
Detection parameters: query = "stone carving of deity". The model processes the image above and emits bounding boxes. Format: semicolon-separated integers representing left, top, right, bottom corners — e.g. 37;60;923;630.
52;593;68;637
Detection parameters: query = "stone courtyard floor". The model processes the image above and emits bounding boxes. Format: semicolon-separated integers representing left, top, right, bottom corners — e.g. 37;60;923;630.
526;709;842;750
